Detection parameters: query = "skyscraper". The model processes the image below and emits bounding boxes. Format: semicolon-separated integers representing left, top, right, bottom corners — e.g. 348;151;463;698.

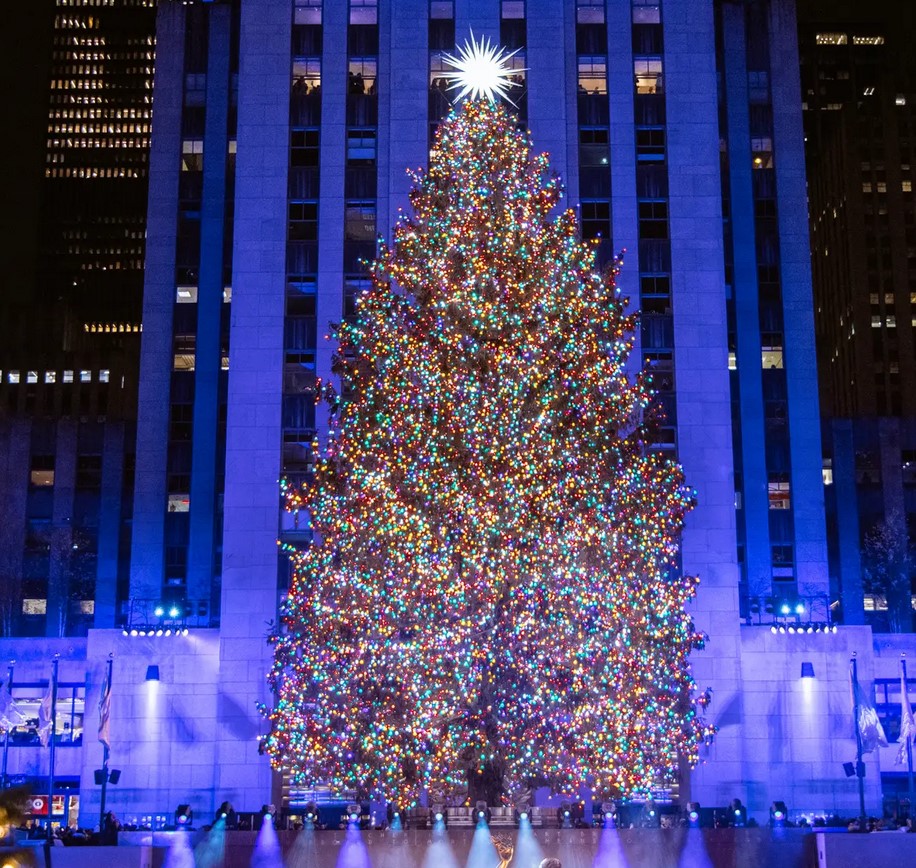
3;0;883;825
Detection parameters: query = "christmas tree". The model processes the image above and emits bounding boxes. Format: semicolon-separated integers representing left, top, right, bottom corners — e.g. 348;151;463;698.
263;94;709;806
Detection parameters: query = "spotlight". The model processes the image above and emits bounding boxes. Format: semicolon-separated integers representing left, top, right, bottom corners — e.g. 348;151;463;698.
594;801;615;827
778;626;786;634
801;662;815;679
431;804;445;827
686;802;701;827
729;798;746;827
795;603;805;615
154;606;164;618
122;629;128;636
217;801;237;828
770;801;787;826
138;630;147;637
770;626;777;634
130;629;138;636
182;628;189;636
145;665;160;681
788;626;795;634
164;629;172;636
155;629;163;637
347;803;361;823
386;803;404;828
644;800;659;828
558;801;573;828
474;800;491;825
780;604;791;616
515;803;530;825
175;805;192;827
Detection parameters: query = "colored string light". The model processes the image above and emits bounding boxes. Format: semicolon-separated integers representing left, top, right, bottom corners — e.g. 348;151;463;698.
262;99;710;806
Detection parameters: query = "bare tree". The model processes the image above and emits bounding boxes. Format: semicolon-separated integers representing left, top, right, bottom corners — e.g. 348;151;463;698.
863;509;914;633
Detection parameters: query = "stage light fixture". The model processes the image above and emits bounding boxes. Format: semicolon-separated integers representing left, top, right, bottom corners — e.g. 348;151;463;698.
154;606;165;618
770;801;787;826
801;662;815;679
686;802;701;827
175;805;192;827
729;798;746;827
475;800;491;825
431;804;445;827
145;665;160;681
558;801;573;828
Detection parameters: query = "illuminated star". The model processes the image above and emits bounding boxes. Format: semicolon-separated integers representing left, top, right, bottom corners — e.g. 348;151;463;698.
442;31;525;105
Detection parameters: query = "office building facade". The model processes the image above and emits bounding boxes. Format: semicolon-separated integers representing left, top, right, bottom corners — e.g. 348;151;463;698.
5;0;900;825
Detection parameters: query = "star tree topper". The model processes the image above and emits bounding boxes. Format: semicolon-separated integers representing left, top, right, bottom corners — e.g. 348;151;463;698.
442;31;526;105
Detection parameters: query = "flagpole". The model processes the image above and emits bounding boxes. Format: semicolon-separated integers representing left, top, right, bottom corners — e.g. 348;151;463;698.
1;661;13;790
99;655;112;833
902;654;915;821
851;654;867;828
47;654;59;843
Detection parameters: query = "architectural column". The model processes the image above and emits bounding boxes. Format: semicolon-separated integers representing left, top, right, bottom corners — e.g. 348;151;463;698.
664;0;743;803
187;4;232;602
130;2;186;601
769;0;829;595
721;1;772;597
218;0;291;809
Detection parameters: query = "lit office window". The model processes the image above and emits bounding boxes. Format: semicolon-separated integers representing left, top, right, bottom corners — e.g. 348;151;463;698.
632;0;660;25
294;0;322;24
350;0;377;25
578;57;607;95
577;0;605;24
634;57;663;94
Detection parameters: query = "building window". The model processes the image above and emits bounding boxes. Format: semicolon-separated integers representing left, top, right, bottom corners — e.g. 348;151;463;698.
79;370;91;383
768;476;791;510
5;683;85;746
822;458;833;486
430;0;453;17
181;139;203;172
345;204;377;241
577;0;605;24
638;201;668;239
168;493;190;513
291;130;320;167
852;35;884;46
22;599;48;616
177;285;198;303
347;130;376;164
580;202;610;239
636;128;665;160
30;455;55;488
578;57;607;95
634;57;663;94
292;58;322;93
815;33;847;45
289;202;319;240
294;0;322;25
632;0;660;24
501;0;524;18
44;371;56;384
350;0;377;25
348;59;377;96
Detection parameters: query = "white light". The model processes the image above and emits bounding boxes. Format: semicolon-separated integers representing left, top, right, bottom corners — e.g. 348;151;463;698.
442;31;525;105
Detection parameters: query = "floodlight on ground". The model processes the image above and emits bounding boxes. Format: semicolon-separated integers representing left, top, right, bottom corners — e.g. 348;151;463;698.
686;802;700;827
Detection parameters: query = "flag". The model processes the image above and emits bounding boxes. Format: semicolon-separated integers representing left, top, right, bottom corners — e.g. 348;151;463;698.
897;666;916;765
98;663;111;751
850;662;888;754
37;685;54;748
0;678;25;730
